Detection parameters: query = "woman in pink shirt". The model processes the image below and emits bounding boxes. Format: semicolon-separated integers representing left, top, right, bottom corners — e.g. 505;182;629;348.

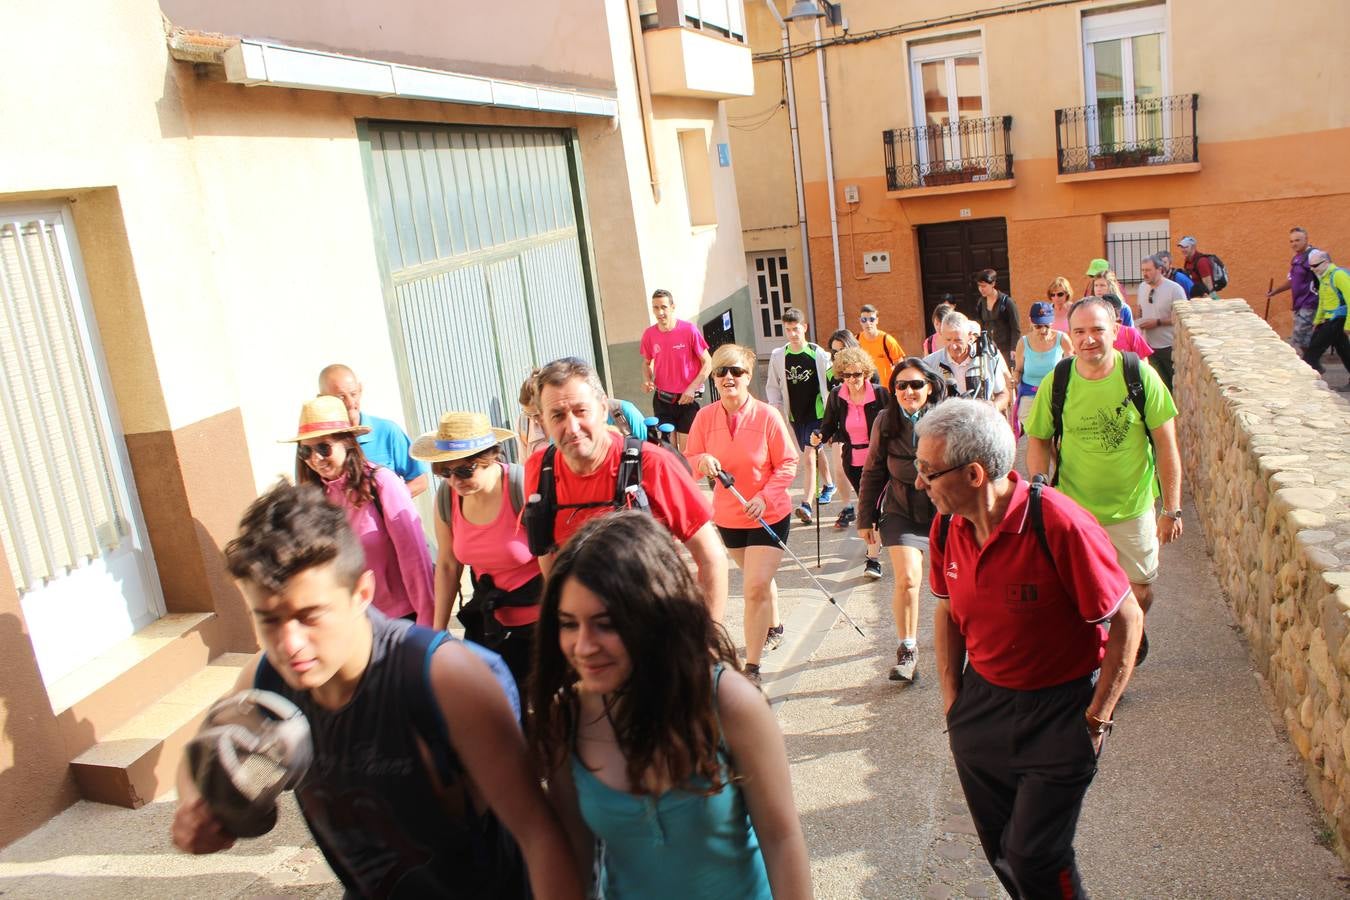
686;344;797;687
285;395;435;626
1047;276;1074;333
1100;294;1155;360
412;411;541;691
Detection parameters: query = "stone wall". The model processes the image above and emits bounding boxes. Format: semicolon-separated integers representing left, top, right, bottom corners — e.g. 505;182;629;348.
1175;299;1350;851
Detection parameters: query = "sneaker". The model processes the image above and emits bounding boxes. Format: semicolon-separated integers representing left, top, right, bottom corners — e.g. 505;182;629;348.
744;663;762;687
795;502;813;524
1135;630;1149;667
764;624;785;652
864;557;883;580
834;506;856;529
818;483;837;504
889;646;917;683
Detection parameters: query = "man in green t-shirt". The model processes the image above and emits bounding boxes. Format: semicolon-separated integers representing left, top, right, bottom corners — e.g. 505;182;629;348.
1025;298;1183;664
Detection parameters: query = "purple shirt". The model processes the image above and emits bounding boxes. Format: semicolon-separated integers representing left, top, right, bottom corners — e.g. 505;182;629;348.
1291;250;1319;312
325;466;434;625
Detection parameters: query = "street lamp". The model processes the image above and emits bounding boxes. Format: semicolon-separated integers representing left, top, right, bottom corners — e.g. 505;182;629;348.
784;0;823;20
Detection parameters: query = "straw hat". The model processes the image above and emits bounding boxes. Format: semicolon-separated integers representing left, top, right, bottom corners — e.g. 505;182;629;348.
278;395;370;443
411;411;516;463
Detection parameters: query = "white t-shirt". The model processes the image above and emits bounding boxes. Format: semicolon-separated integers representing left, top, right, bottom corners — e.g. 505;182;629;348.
922;347;1008;397
1136;278;1186;349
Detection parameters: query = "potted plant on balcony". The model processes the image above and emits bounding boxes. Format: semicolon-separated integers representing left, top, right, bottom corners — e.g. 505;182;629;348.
1092;143;1162;171
923;162;989;187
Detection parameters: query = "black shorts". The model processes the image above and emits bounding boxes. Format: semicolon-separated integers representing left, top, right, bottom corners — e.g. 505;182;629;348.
652;392;700;434
879;513;931;550
718;514;791;550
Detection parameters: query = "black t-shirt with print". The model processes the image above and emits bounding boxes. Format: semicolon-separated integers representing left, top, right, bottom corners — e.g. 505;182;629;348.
784;346;822;424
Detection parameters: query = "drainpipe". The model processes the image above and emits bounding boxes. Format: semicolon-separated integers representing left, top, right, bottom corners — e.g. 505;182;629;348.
814;18;846;331
762;0;816;333
627;0;661;202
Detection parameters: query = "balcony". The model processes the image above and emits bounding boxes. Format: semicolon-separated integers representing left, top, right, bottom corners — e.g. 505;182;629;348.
883;116;1014;196
1055;93;1199;179
640;0;753;99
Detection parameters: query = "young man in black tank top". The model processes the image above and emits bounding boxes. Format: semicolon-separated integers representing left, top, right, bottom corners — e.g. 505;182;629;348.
172;482;582;900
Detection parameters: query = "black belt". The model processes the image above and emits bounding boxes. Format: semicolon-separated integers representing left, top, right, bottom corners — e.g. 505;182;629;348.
656;389;703;403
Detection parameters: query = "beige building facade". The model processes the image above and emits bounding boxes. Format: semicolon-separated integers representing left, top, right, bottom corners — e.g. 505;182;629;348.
0;0;752;844
730;0;1350;354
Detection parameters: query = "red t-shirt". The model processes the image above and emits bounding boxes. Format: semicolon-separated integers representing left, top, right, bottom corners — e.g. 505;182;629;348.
928;471;1129;690
524;432;712;550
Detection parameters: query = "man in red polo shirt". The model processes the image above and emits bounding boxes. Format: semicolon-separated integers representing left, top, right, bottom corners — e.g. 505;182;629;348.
918;398;1143;899
525;356;728;621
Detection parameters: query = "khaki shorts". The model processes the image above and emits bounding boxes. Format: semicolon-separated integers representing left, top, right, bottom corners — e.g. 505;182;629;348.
1102;512;1159;585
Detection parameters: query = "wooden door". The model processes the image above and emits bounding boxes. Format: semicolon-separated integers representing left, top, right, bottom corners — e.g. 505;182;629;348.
917;218;1009;338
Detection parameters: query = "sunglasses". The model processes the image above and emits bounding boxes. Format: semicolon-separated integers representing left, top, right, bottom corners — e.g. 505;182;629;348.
1049;291;1068;298
714;366;749;378
860;316;877;323
435;461;483;480
894;379;928;392
296;441;335;461
841;371;865;380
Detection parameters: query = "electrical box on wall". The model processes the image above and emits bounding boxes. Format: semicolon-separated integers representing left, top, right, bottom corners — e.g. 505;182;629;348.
843;184;860;203
863;251;891;274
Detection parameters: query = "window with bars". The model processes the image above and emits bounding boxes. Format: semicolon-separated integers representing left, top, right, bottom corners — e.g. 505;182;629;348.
0;215;127;594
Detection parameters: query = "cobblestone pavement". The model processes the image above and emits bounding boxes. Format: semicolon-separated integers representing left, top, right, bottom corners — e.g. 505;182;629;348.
4;443;1350;897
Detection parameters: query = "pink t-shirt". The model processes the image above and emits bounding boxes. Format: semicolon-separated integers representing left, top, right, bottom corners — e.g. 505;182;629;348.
641;319;709;394
1113;325;1155;358
843;382;876;467
450;463;541;626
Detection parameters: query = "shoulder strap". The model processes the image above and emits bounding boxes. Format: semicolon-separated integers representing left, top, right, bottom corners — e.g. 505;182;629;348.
1048;357;1075;486
506;462;525;514
1027;475;1053;564
615;436;649;511
525;446;560;555
1121;352;1155;455
937;513;951;553
882;331;898;365
399;624;459;784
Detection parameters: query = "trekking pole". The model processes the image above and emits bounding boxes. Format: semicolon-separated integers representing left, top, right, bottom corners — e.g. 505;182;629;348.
715;472;866;638
1263;277;1274;321
813;442;821;569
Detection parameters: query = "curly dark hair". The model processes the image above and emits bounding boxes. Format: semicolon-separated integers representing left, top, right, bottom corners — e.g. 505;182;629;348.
527;511;740;795
293;434;379;509
879;356;946;441
225;480;366;593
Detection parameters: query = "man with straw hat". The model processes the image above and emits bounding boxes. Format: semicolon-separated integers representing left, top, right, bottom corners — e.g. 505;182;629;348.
412;412;543;690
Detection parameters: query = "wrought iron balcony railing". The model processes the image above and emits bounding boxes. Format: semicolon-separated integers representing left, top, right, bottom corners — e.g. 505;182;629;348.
1055;93;1198;175
883;116;1013;192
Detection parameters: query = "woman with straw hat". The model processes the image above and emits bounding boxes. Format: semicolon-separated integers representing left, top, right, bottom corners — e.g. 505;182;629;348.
412;411;541;689
284;395;434;625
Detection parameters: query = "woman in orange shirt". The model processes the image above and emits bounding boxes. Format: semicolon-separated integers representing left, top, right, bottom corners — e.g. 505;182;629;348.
686;344;797;687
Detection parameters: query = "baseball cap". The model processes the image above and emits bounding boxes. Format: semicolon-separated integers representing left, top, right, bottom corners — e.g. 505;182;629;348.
185;690;313;838
1177;236;1197;249
1029;302;1055;325
1084;258;1110;277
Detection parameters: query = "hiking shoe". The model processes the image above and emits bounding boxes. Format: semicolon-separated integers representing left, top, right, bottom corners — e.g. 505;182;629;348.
764;624;785;652
818;483;837;504
744;663;762;687
889;646;917;683
1135;630;1149;667
796;502;813;524
834;506;856;529
864;557;883;580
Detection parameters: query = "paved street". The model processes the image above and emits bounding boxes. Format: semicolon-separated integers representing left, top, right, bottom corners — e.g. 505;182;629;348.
3;449;1350;898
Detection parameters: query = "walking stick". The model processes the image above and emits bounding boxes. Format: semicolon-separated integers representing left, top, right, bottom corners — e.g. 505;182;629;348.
1263;277;1274;321
814;441;822;569
715;472;866;638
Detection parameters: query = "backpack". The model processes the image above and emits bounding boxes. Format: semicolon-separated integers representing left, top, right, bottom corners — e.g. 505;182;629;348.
1325;266;1348;318
523;436;649;556
1048;352;1151;487
607;400;633;437
936;474;1054;569
1203;253;1229;291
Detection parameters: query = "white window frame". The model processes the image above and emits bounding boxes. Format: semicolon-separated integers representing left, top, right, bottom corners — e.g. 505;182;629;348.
1081;4;1170;150
907;32;990;172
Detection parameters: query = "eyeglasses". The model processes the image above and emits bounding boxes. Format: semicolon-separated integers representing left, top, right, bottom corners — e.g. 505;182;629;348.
841;371;866;380
917;461;968;483
860;316;877;323
435;461;483;480
296;441;335;461
1049;291;1068;298
894;379;927;391
714;366;748;378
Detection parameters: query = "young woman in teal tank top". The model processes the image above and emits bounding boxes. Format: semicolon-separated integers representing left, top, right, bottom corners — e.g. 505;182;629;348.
528;512;811;899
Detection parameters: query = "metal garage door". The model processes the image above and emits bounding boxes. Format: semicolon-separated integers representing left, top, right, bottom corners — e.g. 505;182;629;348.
364;123;601;456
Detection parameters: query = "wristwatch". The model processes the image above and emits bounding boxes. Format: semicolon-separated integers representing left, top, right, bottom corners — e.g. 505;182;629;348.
1162;509;1183;520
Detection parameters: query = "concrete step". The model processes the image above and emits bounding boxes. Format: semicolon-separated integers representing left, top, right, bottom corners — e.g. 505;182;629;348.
68;652;254;808
47;612;219;759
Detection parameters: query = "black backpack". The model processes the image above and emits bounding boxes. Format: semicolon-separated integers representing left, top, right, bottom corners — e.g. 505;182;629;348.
523;436;649;556
1204;253;1229;291
1047;352;1151;487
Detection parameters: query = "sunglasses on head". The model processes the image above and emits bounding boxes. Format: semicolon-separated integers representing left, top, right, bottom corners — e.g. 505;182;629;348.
894;378;928;391
296;441;335;461
435;460;482;480
714;366;748;378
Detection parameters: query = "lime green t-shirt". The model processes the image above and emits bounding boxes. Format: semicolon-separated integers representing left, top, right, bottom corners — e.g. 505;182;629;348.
1025;352;1177;525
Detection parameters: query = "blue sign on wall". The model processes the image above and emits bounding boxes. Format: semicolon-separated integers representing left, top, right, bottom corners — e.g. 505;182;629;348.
717;143;731;167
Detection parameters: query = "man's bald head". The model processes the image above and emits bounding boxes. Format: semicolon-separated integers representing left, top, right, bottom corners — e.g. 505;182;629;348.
318;364;361;426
